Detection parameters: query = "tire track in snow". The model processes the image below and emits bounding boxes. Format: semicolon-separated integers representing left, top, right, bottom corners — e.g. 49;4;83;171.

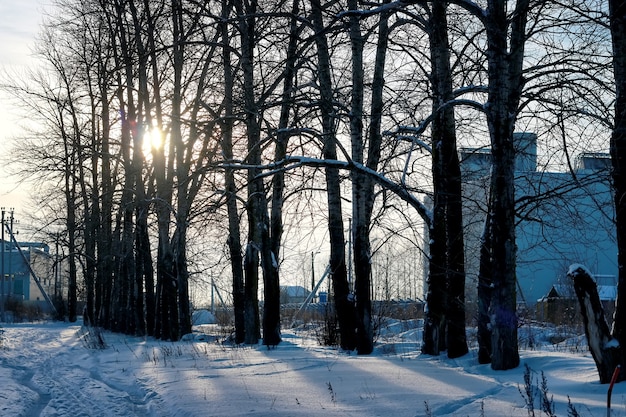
17;368;52;417
429;384;505;416
0;324;159;416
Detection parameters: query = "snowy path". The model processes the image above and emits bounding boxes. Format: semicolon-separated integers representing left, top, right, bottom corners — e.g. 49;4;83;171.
0;323;157;417
0;322;624;416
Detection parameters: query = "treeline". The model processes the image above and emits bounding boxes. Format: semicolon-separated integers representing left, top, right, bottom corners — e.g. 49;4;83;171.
7;0;624;372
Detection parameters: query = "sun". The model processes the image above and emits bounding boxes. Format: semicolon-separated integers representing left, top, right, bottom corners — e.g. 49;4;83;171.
143;124;163;155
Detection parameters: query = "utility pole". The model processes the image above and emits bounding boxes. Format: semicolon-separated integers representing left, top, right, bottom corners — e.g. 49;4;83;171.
55;235;59;300
348;217;353;293
311;251;320;301
8;209;14;300
1;208;5;322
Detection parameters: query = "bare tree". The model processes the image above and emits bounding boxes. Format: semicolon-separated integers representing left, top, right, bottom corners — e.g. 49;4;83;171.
346;0;375;355
310;0;358;351
421;0;468;359
219;0;246;344
266;0;303;346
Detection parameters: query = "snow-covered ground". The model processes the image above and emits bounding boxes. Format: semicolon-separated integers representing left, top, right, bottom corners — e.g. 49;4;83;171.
0;319;624;417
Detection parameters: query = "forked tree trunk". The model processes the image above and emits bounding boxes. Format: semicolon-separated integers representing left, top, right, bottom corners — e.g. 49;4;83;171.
567;265;620;384
483;0;529;370
238;0;264;345
265;0;302;348
347;0;373;355
358;5;390;355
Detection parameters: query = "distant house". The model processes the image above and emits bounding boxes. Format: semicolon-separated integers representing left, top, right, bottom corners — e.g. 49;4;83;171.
280;285;310;304
536;280;616;323
460;133;617;308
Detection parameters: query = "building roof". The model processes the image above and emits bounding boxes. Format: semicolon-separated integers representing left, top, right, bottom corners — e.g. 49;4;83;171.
538;284;616;302
280;285;310;298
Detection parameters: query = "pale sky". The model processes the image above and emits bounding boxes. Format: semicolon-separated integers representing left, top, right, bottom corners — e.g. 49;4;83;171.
0;1;47;214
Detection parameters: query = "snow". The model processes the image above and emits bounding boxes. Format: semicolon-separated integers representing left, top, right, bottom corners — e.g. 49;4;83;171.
568;263;593;278
191;309;216;325
0;320;625;417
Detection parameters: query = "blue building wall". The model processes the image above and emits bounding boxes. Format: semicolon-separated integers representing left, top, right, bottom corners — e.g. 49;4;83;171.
0;242;52;302
460;133;616;306
514;171;616;304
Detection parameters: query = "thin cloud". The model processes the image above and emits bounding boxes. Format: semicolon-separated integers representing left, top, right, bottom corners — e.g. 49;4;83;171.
0;2;44;67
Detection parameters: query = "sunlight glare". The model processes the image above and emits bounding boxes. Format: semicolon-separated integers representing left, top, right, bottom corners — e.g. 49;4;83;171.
143;125;163;155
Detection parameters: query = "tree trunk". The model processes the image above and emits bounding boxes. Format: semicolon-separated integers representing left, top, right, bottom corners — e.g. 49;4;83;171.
220;0;245;344
422;1;468;358
83;71;102;328
171;0;192;339
151;72;176;340
483;0;529;370
174;221;191;337
96;75;113;329
65;163;78;323
265;0;302;347
477;213;493;364
310;0;357;351
135;205;151;336
423;0;450;357
609;0;626;382
423;215;447;356
59;66;84;323
432;1;468;359
238;0;263;345
347;0;373;355
568;265;620;384
130;0;154;337
243;243;261;344
221;10;245;344
360;4;391;355
85;152;98;327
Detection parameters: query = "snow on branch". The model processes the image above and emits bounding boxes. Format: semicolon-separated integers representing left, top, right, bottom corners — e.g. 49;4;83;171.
385;98;485;147
336;0;418;19
336;0;486;23
233;155;432;227
454;84;489;97
391;133;432;154
446;0;487;22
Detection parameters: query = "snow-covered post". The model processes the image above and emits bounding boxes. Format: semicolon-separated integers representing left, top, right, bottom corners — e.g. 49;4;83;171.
568;264;621;383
